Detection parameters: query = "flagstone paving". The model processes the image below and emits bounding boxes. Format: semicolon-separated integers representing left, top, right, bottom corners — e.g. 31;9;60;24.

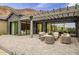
0;35;79;55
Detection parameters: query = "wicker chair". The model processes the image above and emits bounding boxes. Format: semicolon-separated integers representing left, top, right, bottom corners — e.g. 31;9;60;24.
39;32;46;41
52;32;59;41
39;32;46;37
39;36;45;41
44;35;55;44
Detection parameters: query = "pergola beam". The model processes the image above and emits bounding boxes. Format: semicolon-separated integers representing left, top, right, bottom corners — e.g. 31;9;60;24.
31;6;79;21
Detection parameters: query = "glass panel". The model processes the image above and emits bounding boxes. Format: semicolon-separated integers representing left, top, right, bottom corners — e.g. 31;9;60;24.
47;23;52;32
21;21;30;35
52;24;57;32
14;21;18;35
51;23;65;32
12;22;14;35
11;21;18;35
26;21;30;35
37;23;42;33
51;23;75;34
26;24;30;34
21;22;26;35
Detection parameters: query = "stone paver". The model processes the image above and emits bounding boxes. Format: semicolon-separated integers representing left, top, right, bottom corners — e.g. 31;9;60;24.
0;35;79;55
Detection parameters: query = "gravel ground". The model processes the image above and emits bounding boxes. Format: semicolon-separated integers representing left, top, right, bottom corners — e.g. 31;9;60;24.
0;49;9;55
0;35;79;55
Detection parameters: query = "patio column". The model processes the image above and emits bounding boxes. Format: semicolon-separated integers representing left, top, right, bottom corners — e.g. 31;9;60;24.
30;16;33;38
43;21;47;32
75;20;79;37
18;20;21;35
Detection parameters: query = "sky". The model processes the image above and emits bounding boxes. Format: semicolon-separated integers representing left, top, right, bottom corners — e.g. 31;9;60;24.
0;3;77;10
0;3;78;28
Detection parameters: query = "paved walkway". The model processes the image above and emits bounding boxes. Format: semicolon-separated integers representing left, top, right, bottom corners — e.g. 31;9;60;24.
0;35;79;55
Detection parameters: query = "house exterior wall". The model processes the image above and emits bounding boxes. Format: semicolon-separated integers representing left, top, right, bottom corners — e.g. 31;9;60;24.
7;13;77;36
8;14;19;22
0;20;8;35
8;13;20;35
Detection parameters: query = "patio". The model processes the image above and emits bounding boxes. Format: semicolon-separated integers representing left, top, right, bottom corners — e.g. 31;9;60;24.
0;35;79;55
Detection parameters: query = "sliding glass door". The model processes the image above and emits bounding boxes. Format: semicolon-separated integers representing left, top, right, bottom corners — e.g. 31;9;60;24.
14;22;18;35
21;21;30;35
47;23;52;33
37;23;43;33
10;21;18;35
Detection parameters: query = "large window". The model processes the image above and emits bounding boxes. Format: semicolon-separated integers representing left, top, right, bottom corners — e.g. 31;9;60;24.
47;23;52;32
21;21;30;35
47;22;76;33
54;23;75;33
26;21;30;34
21;22;26;31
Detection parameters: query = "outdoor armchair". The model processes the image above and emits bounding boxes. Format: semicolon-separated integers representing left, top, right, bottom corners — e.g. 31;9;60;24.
52;32;59;41
44;34;55;44
60;33;72;44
